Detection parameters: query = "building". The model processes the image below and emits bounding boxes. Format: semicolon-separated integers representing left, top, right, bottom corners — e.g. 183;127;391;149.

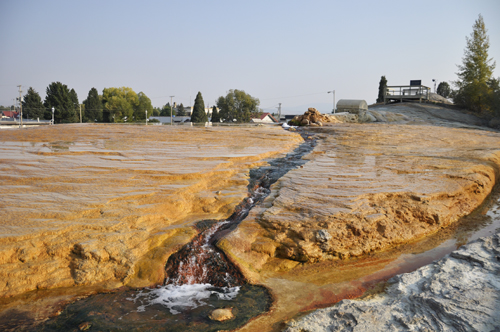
176;105;218;117
250;113;279;123
336;100;368;114
1;111;19;119
384;81;431;103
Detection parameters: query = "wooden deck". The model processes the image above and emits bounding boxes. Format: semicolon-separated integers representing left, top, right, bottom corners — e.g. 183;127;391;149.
384;85;431;103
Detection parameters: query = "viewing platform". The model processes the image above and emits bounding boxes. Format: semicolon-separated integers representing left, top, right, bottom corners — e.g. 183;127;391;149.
384;85;431;104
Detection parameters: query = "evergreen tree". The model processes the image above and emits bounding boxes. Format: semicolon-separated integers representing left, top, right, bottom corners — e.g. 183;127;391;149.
191;92;208;122
70;89;80;122
454;14;496;113
22;87;45;120
436;82;451;98
44;82;77;123
376;76;387;103
211;105;220;123
176;103;186;116
488;78;500;116
83;87;103;122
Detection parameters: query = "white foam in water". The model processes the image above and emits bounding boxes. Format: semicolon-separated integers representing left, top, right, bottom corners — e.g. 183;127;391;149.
127;283;240;315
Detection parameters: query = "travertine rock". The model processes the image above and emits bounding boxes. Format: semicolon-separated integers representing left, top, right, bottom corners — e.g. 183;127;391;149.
219;103;500;332
290;108;342;126
489;117;500;129
285;233;500;331
0;124;303;297
209;308;234;321
258;124;500;263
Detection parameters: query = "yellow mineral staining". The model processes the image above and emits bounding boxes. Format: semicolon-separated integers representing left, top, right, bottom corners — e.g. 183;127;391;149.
0;124;302;297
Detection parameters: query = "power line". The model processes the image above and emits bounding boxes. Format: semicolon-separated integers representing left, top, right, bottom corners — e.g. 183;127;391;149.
261;91;328;101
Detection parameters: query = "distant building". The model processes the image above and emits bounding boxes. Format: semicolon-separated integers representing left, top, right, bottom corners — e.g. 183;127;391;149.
281;115;296;122
250;113;279;123
336;100;368;114
2;111;19;119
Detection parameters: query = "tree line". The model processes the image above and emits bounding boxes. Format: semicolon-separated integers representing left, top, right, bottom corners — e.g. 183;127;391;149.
16;84;262;124
376;14;499;118
18;83;154;124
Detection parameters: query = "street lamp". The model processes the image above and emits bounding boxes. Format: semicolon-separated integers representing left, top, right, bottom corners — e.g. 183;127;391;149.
328;90;336;114
432;79;436;93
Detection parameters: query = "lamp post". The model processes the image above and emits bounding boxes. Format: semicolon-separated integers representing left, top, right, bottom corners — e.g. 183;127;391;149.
169;95;175;126
328;90;336;114
51;107;54;125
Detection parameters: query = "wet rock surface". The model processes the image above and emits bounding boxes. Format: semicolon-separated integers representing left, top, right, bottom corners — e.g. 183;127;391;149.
258;123;500;263
209;308;234;321
0;124;302;297
284;233;500;332
35;284;271;332
219;103;500;331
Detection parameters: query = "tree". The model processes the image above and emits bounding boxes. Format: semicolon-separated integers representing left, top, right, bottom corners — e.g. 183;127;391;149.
436;82;451;98
101;87;138;122
454;14;496;113
211;105;220;123
216;89;260;122
135;92;153;121
176;103;185;116
83;87;102;122
191;91;208;123
22;87;45;120
488;77;500;116
376;76;387;103
44;82;77;123
160;103;172;116
70;89;80;122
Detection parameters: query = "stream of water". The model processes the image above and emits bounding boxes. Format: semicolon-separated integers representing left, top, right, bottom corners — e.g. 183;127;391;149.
37;133;317;332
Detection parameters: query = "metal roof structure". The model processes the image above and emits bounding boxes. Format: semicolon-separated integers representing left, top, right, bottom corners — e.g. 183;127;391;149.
336;99;368;114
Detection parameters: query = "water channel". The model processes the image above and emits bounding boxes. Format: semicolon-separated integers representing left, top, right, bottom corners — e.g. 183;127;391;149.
37;133;317;331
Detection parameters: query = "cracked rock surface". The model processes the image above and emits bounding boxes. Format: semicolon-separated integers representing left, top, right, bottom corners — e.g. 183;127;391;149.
285;233;500;332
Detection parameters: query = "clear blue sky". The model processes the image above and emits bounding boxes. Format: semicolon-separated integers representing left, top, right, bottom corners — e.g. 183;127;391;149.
1;0;499;114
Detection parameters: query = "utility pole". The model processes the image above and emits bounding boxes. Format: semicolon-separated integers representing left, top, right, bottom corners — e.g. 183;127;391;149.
276;103;282;123
169;95;175;126
145;110;147;126
17;85;23;128
80;104;82;123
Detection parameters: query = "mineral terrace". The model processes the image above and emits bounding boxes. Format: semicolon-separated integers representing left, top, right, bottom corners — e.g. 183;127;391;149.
0;103;499;331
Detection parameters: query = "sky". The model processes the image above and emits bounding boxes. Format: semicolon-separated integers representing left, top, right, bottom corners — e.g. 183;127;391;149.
1;0;499;115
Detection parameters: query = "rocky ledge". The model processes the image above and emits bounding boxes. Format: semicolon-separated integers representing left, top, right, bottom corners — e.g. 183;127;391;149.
284;233;500;331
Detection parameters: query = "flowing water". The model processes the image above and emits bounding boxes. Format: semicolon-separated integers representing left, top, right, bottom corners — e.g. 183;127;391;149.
37;134;317;332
